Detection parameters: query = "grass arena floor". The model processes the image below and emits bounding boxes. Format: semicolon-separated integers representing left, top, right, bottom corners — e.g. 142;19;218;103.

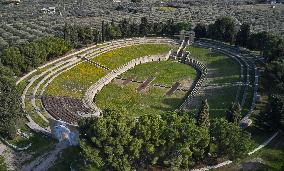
121;60;197;85
96;61;197;116
44;44;172;98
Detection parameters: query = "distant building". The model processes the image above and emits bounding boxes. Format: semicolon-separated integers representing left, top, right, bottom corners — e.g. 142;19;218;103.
40;7;56;14
2;0;20;5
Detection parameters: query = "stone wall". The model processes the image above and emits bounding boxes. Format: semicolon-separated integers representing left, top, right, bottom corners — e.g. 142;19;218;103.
83;51;172;114
179;57;207;110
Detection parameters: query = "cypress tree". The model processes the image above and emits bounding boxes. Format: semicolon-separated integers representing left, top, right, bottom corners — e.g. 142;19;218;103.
196;99;210;127
226;102;242;124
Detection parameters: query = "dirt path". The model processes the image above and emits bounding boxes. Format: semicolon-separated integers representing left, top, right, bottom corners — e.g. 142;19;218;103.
21;142;67;171
0;143;7;155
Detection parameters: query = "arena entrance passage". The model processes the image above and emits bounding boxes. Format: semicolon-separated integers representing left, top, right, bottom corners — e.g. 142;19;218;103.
49;119;79;146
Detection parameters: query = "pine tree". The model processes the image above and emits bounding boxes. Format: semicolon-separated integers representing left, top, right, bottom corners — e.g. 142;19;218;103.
101;20;105;42
194;23;207;39
0;64;23;138
268;94;284;130
196;99;210;127
226;102;242;124
139;17;149;36
235;23;250;47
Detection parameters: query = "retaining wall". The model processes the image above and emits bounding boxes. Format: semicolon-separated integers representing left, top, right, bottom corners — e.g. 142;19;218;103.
83;51;172;114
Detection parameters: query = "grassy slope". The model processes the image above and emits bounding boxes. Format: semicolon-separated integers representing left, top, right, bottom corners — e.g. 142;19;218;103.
45;44;172;99
48;146;100;171
215;132;284;171
92;44;172;69
122;60;197;85
206;87;238;118
186;46;240;118
187;46;240;84
44;62;106;98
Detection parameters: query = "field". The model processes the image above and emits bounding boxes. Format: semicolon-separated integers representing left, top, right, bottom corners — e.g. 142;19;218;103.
45;44;172;98
44;62;107;99
0;21;58;52
186;46;241;117
122;60;197;85
187;46;240;84
96;61;197;116
91;44;173;69
214;131;284;171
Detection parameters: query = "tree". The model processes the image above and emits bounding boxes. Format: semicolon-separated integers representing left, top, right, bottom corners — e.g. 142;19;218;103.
131;0;142;2
207;17;236;44
160;112;210;169
119;19;130;38
133;114;166;167
176;22;191;33
79;111;210;170
210;118;253;159
226;102;242;124
79;110;135;171
21;42;47;70
196;99;210;127
129;22;139;37
194;23;207;39
247;31;284;62
0;47;25;75
218;17;236;43
139;17;149;36
101;20;105;42
262;61;284;94
104;22;122;41
77;26;95;44
63;24;79;45
0;64;23;138
235;23;250;47
265;94;284;131
255;87;284;132
207;23;218;40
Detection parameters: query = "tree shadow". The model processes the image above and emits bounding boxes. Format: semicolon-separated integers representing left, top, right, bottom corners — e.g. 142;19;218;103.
149;97;184;112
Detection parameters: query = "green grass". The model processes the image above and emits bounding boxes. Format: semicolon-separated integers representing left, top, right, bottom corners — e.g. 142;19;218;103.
122;60;197;85
22;133;56;164
0;156;8;171
185;46;241;118
250;133;284;171
45;44;172;99
47;146;81;171
92;44;172;69
96;56;195;117
47;146;98;171
7;135;31;148
206;87;238;118
96;82;186;117
220;131;284;171
187;46;240;84
242;86;254;115
44;62;107;98
25;101;49;128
